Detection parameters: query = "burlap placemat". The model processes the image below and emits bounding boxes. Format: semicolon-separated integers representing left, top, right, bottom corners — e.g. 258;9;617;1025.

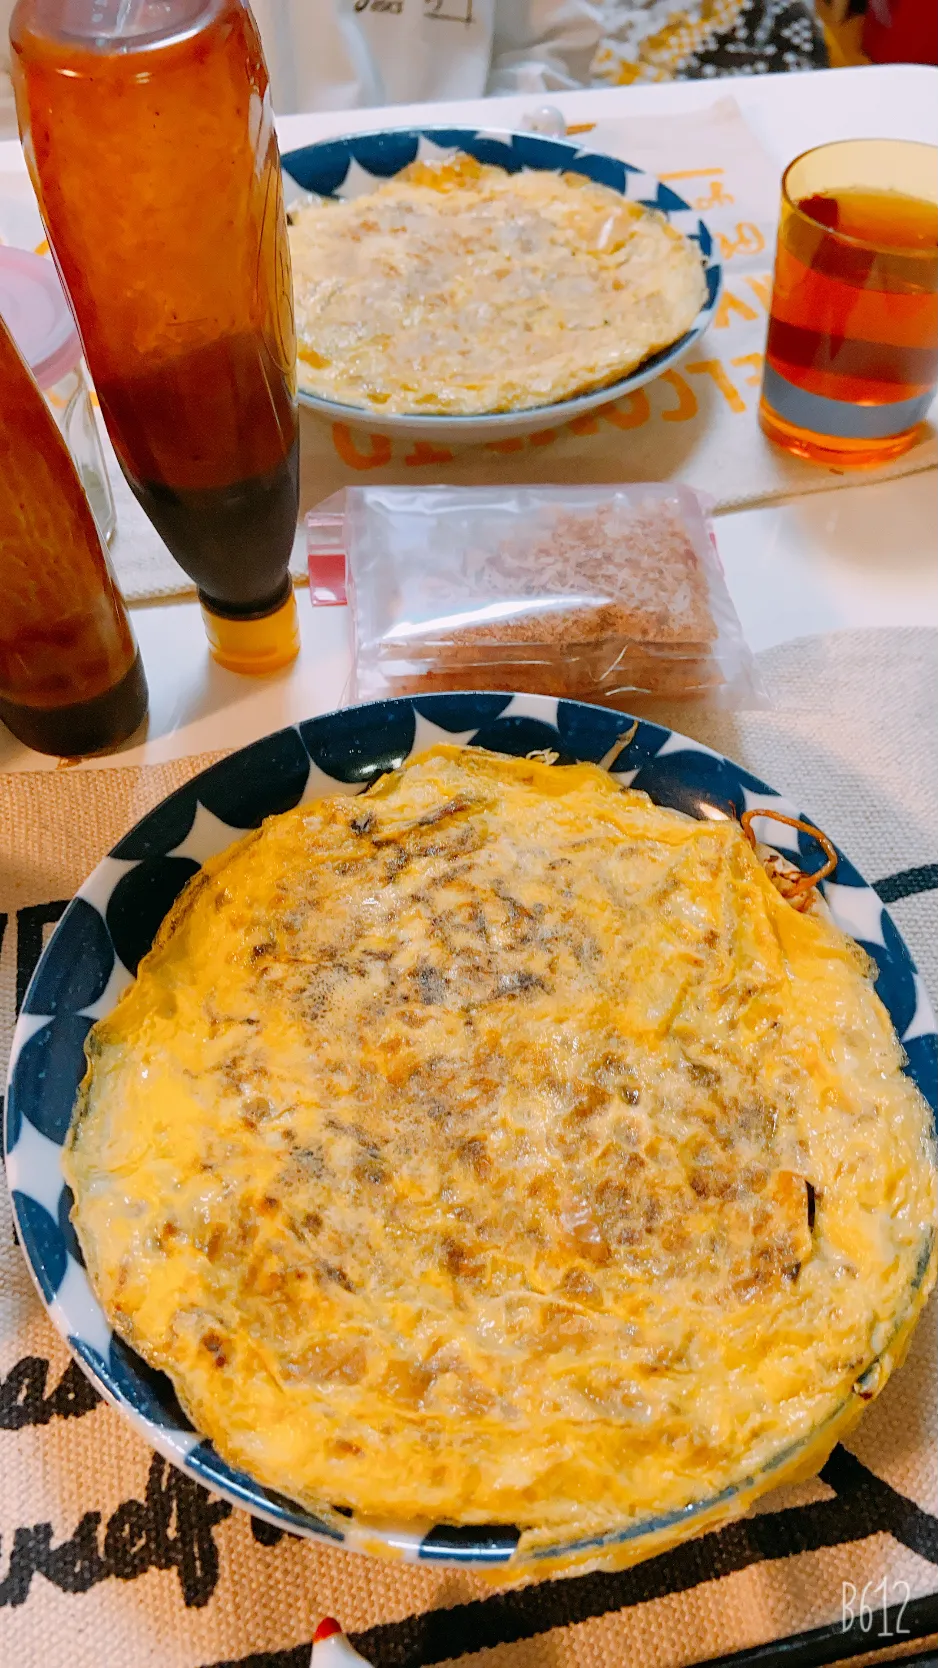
1;630;936;1668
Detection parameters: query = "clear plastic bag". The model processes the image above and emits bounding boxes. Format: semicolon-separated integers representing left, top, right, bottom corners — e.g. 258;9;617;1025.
307;484;766;711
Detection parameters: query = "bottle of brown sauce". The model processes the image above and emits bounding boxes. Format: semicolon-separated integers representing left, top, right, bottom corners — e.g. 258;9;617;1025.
0;313;147;755
10;0;301;675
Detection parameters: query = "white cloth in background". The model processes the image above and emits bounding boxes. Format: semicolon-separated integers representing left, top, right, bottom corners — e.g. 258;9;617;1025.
248;0;604;115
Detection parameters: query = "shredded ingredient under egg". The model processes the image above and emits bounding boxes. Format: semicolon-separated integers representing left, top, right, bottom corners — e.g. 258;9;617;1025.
741;810;839;905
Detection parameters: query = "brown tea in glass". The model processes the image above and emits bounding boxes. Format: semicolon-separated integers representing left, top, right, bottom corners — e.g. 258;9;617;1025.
760;139;937;467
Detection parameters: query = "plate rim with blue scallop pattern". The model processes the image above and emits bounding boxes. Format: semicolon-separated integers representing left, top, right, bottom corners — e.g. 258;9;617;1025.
4;693;936;1568
280;126;722;435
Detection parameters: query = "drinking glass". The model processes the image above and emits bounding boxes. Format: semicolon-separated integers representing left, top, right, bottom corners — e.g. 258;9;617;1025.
759;139;937;467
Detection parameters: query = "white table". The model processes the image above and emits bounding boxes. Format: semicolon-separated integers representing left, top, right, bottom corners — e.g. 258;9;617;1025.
1;65;935;771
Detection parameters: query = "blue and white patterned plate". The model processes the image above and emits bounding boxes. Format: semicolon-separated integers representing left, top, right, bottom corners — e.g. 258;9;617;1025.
281;128;722;442
5;694;936;1570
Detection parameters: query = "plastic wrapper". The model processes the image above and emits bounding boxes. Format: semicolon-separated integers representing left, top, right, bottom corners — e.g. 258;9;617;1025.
307;484;766;711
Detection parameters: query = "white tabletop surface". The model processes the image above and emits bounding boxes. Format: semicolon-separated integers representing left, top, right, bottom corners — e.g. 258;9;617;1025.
1;65;936;772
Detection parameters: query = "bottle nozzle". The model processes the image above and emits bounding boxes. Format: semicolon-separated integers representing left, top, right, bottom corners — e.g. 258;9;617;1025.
201;585;300;676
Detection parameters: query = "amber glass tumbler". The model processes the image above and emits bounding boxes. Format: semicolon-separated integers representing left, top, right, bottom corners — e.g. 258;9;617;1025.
760;140;937;467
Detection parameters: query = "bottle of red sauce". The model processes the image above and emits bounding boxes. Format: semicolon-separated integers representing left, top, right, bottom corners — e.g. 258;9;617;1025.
862;0;937;65
0;313;147;755
10;0;300;675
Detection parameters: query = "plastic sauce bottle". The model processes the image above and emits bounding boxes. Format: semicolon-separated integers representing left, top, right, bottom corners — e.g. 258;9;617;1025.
0;245;116;547
10;0;300;675
0;313;147;756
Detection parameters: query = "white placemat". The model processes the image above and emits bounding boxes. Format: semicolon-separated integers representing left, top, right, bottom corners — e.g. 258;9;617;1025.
294;97;936;521
0;97;935;604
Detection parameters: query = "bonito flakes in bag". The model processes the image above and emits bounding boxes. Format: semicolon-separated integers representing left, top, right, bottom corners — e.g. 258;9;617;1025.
307;484;766;712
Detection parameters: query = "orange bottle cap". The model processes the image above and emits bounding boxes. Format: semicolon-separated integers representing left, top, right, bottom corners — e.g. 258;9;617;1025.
201;586;300;676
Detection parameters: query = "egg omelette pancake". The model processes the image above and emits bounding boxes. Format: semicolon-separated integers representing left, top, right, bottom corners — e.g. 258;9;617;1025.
65;748;936;1551
288;156;707;415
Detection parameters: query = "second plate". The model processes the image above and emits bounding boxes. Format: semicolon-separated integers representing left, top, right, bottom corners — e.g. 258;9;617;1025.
281;126;722;442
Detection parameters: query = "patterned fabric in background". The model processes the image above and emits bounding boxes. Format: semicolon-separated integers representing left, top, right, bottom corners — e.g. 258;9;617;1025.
593;0;829;81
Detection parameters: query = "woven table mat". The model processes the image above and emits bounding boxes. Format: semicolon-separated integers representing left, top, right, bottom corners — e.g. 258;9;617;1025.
0;630;936;1667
